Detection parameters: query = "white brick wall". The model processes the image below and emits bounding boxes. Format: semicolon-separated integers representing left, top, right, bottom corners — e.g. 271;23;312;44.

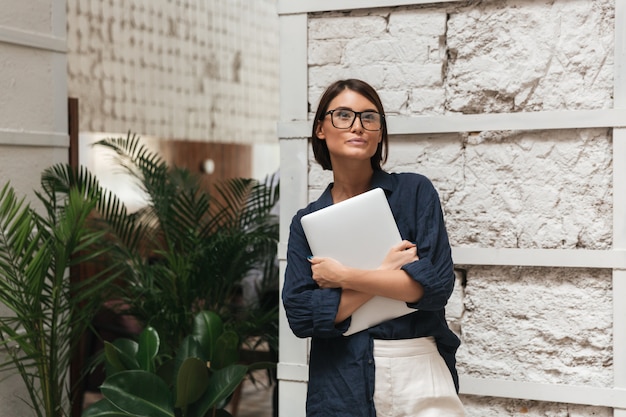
67;0;279;144
446;0;613;113
303;1;616;415
459;266;612;385
382;129;613;250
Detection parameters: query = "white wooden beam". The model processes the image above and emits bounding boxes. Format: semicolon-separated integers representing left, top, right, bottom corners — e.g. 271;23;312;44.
278;0;459;15
279;108;626;139
460;377;626;409
279;14;308;122
0;129;68;148
0;26;66;53
613;0;626;414
388;109;626;134
613;130;626;416
277;374;308;417
452;248;626;269
278;12;310;417
52;53;68;135
52;0;67;39
615;0;626;109
277;362;309;383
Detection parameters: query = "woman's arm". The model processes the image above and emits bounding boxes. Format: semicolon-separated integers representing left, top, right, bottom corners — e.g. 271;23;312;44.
309;259;424;302
334;289;373;323
282;214;349;338
311;240;424;322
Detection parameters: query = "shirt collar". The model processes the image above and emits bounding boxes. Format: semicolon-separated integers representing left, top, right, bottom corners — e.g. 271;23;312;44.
316;170;393;208
370;169;393;192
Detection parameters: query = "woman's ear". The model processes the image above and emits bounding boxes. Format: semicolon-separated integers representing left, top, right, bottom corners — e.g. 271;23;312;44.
315;120;326;140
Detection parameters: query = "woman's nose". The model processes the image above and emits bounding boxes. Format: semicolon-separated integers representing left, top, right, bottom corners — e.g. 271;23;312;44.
350;115;364;132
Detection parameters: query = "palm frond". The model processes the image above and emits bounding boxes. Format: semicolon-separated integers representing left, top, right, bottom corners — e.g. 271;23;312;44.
40;163;148;255
36;133;280;362
0;181;122;417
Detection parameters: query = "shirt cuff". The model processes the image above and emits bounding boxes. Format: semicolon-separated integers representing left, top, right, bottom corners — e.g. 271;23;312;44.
310;287;346;337
401;257;452;311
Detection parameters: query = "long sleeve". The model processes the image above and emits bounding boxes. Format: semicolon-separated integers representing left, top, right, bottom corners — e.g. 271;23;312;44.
282;212;350;339
400;182;455;311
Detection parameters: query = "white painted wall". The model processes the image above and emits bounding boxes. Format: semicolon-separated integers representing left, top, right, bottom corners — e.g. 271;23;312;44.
67;0;280;145
0;1;68;415
278;1;624;416
0;1;68;206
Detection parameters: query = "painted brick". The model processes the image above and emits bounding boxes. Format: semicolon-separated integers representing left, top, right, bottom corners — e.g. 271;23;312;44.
408;87;446;114
446;0;613;113
457;266;612;386
308;40;344;66
308;15;387;40
388;9;447;37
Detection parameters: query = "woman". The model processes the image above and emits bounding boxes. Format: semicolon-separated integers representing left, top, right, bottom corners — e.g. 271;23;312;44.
282;79;465;417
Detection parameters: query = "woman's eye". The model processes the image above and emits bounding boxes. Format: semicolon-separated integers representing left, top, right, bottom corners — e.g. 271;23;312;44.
362;112;378;122
336;110;353;119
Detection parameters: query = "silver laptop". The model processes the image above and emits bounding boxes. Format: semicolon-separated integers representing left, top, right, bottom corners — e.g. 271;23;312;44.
301;188;415;335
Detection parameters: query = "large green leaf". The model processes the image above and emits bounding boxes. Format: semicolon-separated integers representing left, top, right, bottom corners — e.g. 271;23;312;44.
104;339;140;375
175;335;206;378
137;326;160;372
82;398;132;417
187;364;248;417
104;342;128;376
175;357;209;408
212;330;240;370
101;370;174;417
192;310;223;359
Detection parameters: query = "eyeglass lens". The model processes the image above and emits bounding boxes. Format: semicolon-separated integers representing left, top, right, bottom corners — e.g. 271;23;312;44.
331;109;382;131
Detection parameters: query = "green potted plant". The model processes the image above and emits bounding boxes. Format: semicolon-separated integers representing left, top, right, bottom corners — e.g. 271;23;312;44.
41;133;279;413
0;132;279;416
41;133;280;355
82;310;269;417
0;176;122;417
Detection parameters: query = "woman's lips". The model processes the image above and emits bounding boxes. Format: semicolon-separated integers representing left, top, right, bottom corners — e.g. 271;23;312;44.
347;137;366;145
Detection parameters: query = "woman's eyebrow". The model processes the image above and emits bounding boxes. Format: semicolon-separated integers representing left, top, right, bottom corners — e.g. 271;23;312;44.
333;106;378;112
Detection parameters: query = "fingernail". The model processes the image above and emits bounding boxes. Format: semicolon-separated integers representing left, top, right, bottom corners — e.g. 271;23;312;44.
307;255;313;260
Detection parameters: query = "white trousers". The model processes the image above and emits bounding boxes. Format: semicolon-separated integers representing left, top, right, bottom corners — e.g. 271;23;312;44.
373;337;466;417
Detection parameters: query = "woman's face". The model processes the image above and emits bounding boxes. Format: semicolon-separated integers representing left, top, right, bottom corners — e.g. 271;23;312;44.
316;89;383;167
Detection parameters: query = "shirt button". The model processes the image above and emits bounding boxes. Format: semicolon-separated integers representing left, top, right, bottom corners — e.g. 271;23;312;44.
368;360;373;364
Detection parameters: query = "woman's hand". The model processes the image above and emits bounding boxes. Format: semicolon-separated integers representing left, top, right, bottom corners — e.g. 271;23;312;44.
308;257;348;289
309;240;423;306
309;240;417;289
378;240;418;270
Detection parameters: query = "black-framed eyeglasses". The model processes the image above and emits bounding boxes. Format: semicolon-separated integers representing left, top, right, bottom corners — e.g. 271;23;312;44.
324;109;384;131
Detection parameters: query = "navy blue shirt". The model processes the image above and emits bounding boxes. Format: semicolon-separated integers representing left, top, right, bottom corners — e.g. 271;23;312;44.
282;170;460;417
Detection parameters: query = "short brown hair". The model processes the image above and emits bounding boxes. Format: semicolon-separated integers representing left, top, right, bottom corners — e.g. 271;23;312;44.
311;79;388;171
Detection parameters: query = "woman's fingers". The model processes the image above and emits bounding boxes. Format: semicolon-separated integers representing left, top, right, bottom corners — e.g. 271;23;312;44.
308;257;344;288
398;240;416;250
379;240;418;270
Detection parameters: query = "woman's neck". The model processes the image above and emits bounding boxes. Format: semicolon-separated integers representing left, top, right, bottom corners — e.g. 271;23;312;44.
330;164;374;203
